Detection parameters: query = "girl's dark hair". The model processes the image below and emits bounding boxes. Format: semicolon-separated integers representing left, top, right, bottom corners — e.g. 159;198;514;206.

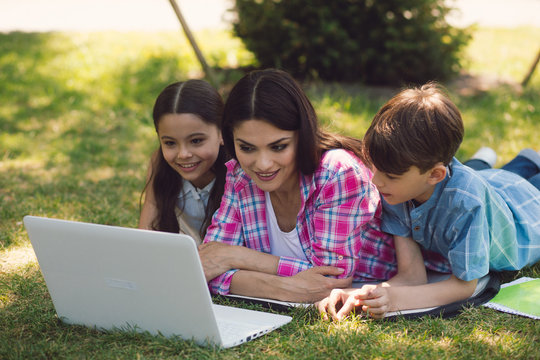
363;82;464;175
222;69;364;174
142;80;227;236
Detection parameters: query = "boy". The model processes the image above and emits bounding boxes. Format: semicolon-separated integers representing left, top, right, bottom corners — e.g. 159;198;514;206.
317;83;540;320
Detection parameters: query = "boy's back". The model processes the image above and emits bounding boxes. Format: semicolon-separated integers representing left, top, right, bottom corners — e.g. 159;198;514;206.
381;158;540;281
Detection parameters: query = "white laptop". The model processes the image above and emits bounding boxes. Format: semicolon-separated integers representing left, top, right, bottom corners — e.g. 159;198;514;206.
23;215;292;348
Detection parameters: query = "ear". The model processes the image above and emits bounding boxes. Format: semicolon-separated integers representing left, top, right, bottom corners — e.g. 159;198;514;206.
218;132;224;146
427;163;446;185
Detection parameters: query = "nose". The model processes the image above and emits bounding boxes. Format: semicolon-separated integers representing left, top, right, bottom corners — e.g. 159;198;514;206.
371;169;383;188
177;144;192;159
255;151;273;171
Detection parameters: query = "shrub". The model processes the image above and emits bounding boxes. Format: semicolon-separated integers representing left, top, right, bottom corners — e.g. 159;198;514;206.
231;0;471;85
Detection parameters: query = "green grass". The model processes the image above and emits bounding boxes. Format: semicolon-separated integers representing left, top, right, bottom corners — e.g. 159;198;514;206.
1;27;539;359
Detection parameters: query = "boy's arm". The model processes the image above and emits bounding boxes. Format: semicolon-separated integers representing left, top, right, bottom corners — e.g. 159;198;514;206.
317;235;426;319
319;275;477;321
357;275;478;318
384;235;427;286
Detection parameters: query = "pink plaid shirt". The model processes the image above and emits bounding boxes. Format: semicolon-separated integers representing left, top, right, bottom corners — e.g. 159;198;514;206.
204;149;398;295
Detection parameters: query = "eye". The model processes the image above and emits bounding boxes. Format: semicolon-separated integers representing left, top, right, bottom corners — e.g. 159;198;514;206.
386;174;399;180
271;143;288;152
163;140;176;147
238;144;254;153
191;137;205;145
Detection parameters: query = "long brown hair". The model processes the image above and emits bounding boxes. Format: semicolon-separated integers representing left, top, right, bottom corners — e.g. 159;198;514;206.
142;80;227;236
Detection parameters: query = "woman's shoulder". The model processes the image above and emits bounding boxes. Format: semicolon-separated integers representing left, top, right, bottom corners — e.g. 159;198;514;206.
318;148;369;174
225;158;253;191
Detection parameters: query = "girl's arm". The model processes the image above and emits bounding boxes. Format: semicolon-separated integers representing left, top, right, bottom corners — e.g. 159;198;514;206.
139;156;158;229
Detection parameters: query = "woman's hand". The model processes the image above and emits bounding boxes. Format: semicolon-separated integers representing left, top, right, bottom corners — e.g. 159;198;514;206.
198;242;238;282
199;242;280;281
279;266;353;303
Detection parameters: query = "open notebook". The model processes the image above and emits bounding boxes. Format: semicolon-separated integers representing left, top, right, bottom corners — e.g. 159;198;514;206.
219;271;501;319
483;277;540;319
23;216;291;348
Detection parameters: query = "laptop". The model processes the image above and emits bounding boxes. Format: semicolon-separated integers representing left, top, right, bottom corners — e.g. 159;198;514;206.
23;215;292;348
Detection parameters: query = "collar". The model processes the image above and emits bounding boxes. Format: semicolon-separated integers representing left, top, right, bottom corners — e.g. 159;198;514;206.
178;178;215;201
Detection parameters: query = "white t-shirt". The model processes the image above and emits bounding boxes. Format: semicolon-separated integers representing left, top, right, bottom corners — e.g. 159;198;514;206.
264;192;307;261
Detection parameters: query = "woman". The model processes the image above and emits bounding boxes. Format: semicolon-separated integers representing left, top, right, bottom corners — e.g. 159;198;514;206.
199;69;397;302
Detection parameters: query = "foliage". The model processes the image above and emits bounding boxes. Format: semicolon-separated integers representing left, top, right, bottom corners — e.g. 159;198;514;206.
231;0;472;85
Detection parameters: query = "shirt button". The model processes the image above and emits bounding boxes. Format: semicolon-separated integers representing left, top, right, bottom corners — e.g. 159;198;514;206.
337;255;343;260
414;226;421;231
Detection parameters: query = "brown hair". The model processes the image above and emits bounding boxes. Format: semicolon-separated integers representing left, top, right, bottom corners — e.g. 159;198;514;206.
363;82;464;175
142;80;227;236
222;69;364;174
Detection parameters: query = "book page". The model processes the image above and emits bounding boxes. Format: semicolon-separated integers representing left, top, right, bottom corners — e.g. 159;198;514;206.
483;277;540;319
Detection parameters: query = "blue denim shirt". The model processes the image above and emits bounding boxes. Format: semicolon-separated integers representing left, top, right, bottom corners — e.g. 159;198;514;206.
381;158;540;281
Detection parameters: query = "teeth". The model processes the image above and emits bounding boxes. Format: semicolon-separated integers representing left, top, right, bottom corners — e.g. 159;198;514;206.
179;163;197;168
258;172;276;177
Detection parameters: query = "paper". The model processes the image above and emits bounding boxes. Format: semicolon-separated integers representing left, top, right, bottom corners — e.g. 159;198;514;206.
483;277;540;319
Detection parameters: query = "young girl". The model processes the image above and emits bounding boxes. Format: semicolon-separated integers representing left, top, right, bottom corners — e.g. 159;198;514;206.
198;69;404;303
139;80;228;244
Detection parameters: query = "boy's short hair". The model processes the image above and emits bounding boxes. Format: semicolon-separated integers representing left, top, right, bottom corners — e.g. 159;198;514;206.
363;82;464;175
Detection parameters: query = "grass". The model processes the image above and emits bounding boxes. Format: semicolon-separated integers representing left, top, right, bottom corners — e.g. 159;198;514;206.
1;26;539;359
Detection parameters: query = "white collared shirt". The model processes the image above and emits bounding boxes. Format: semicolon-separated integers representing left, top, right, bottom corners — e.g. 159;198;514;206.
176;178;215;244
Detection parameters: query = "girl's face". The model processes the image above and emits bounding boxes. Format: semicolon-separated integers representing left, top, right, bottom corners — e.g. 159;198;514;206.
158;113;222;189
233;119;298;194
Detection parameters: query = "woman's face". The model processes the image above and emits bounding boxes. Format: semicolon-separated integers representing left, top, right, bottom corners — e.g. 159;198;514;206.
158;113;222;189
233;119;298;194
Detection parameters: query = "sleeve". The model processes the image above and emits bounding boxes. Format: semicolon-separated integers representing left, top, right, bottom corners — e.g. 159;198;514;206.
446;204;491;281
294;161;376;278
202;168;244;295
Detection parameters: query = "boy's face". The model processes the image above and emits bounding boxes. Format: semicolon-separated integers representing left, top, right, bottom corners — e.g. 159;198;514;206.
371;165;439;205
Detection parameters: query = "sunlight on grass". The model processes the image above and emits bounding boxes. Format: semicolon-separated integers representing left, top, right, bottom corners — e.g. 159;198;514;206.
0;244;36;274
464;26;540;86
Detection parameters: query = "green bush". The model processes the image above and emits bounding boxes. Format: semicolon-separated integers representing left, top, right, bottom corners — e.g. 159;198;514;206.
232;0;471;85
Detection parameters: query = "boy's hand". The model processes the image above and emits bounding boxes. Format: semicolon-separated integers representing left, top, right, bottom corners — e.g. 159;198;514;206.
316;284;391;320
353;285;390;319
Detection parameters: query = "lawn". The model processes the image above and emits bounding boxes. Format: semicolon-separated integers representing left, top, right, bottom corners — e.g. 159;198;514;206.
1;26;539;359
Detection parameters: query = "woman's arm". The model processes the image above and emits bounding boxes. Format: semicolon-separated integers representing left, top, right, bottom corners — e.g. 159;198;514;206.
199;242;279;281
229;267;353;303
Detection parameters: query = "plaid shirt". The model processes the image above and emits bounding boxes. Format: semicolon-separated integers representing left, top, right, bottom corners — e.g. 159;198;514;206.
204;149;397;295
382;158;540;281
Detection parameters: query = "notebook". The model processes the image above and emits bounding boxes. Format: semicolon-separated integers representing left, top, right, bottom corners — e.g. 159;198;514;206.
222;271;500;319
23;215;292;348
483;277;540;319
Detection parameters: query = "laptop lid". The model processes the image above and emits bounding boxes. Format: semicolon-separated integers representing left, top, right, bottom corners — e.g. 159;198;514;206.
23;215;291;347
